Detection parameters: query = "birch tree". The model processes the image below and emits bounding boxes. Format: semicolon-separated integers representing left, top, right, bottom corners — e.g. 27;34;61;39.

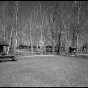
48;2;67;54
5;1;19;54
70;1;80;48
4;1;16;54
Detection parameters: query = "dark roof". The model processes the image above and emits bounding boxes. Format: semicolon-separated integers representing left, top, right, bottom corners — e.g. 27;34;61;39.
0;40;9;46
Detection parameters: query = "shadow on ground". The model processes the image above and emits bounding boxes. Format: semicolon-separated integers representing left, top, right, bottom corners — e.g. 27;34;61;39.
67;55;88;60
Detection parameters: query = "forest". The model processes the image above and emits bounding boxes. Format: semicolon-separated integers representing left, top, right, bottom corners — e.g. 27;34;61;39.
0;1;88;55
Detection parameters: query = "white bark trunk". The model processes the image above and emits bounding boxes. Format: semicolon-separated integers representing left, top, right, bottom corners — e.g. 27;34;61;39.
30;19;33;53
7;27;13;54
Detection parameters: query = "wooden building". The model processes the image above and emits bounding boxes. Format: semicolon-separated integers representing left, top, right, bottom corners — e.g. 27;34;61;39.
0;40;9;55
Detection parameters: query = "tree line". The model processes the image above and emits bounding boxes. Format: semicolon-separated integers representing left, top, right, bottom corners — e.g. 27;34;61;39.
0;1;88;54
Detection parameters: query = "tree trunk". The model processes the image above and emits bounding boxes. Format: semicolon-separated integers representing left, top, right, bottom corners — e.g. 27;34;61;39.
57;31;61;55
7;27;13;54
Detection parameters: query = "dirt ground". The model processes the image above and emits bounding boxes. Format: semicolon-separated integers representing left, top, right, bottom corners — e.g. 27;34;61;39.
0;55;88;87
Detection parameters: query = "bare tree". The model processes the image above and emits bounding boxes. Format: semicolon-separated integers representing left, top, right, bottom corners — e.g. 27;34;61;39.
4;1;16;54
70;1;80;49
5;1;19;54
48;2;66;54
29;13;33;53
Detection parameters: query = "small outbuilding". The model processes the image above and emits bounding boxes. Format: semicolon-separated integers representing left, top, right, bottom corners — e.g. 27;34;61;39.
0;40;9;55
0;40;17;61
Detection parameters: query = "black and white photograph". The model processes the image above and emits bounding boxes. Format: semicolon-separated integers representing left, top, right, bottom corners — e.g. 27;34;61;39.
0;1;88;87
